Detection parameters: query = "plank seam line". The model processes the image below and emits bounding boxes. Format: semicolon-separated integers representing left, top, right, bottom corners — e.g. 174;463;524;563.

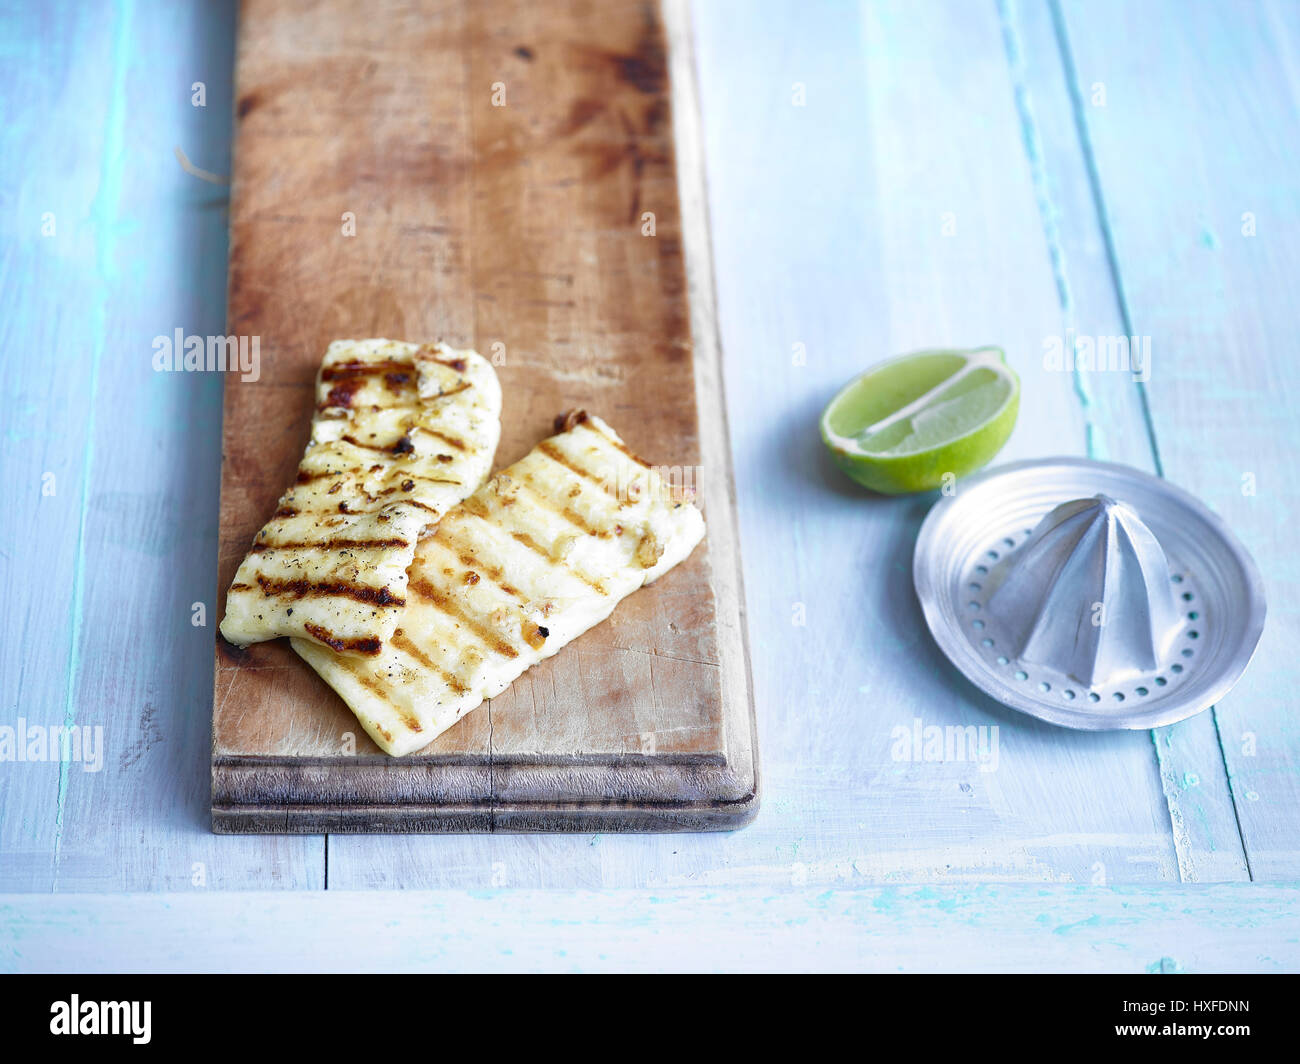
1211;699;1255;881
1046;0;1250;882
996;0;1099;459
1001;0;1197;878
1045;0;1163;475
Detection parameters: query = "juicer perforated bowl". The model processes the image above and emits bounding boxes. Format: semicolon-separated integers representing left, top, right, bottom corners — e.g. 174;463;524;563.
913;458;1266;730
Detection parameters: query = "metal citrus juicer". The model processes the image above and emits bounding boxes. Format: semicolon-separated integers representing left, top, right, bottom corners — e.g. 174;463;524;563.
913;458;1266;729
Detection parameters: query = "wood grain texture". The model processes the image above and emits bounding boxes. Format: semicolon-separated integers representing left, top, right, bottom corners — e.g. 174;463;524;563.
671;0;1186;887
1057;0;1300;879
325;0;1240;889
4;0;1300;969
1007;0;1248;882
5;884;1299;973
0;0;323;891
211;0;757;830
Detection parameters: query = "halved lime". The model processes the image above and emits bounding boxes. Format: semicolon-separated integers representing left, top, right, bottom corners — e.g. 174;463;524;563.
820;347;1019;494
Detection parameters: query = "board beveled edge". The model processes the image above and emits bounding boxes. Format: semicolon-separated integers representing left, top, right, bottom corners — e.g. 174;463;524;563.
212;793;759;835
209;0;761;835
212;749;758;834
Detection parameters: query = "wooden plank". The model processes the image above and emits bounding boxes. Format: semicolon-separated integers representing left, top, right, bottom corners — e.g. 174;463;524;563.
1057;0;1300;879
0;0;322;889
1006;0;1247;881
4;884;1298;972
212;0;757;831
680;0;1181;884
0;1;117;892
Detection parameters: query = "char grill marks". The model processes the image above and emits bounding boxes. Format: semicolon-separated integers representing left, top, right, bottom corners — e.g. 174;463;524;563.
289;411;707;756
302;623;383;657
254;574;406;607
250;536;410;554
218;339;503;656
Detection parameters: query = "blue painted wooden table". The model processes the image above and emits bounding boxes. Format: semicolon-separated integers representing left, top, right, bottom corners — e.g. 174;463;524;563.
1;0;1298;971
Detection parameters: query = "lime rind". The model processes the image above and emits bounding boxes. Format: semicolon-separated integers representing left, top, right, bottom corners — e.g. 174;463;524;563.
820;347;1020;494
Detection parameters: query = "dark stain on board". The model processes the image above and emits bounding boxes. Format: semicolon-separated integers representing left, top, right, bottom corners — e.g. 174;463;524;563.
611;16;667;95
557;98;605;139
217;634;252;664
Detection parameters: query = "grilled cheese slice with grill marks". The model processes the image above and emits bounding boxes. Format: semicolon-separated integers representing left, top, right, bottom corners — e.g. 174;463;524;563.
291;411;706;754
219;339;502;655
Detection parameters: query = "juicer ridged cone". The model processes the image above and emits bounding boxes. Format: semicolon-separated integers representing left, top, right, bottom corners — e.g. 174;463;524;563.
984;494;1183;688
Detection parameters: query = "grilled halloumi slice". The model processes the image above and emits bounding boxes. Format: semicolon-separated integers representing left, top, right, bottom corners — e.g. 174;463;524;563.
291;411;706;755
220;339;502;655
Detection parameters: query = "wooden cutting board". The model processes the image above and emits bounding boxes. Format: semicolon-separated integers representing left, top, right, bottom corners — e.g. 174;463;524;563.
211;0;757;832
